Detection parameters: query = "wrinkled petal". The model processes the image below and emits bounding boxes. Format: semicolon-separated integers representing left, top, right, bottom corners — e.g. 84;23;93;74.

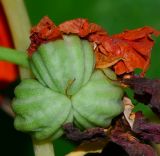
112;26;160;40
27;16;160;75
59;18;107;37
28;16;62;56
111;26;160;75
111;134;157;156
110;120;157;156
63;123;106;142
122;77;160;116
133;112;160;143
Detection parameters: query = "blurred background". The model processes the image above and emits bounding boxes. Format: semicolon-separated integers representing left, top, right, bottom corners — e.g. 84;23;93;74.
0;0;160;155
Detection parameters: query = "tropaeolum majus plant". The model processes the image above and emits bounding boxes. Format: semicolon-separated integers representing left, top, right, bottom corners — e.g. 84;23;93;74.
1;14;160;156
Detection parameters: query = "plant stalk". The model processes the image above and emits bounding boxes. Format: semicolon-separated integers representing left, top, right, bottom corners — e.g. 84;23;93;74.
1;0;31;79
33;140;55;156
1;0;55;156
0;47;29;67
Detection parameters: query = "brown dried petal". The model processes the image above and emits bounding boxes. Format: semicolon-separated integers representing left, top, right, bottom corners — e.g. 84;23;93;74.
111;135;157;156
123;97;135;128
133;112;160;143
63;123;106;142
122;77;160;116
110;120;157;156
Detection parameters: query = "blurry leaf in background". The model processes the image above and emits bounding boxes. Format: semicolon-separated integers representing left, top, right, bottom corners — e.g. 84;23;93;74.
25;0;160;32
1;0;160;155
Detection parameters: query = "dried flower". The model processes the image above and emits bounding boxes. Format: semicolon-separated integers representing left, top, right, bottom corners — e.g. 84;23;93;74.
122;77;160;116
133;111;160;143
28;16;160;75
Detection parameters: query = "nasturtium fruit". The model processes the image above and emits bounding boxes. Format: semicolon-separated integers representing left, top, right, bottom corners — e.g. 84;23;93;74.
13;35;124;141
72;70;123;129
30;35;95;96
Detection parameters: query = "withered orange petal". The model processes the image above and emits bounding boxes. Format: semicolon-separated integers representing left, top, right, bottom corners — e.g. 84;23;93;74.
108;26;160;75
59;18;107;37
59;18;89;37
112;26;160;40
28;16;62;56
127;38;153;56
113;61;129;75
27;17;160;76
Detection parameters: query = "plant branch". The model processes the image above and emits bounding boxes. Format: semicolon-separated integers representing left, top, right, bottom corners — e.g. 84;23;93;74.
0;47;29;67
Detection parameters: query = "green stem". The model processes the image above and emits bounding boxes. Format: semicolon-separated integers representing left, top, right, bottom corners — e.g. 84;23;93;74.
33;140;55;156
1;1;56;156
1;0;30;51
0;47;29;68
1;0;31;79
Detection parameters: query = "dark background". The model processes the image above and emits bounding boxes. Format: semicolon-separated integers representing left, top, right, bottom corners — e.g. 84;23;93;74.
0;0;160;155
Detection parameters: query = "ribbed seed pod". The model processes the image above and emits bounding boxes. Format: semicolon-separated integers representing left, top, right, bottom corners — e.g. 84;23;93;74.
30;35;95;96
12;79;72;140
72;70;123;129
13;35;124;141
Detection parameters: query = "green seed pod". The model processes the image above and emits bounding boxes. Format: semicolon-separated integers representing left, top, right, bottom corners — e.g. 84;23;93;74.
30;35;95;96
72;70;123;129
12;79;72;140
13;35;124;141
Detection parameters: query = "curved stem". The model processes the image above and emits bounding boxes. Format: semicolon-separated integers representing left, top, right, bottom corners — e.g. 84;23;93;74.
0;47;29;68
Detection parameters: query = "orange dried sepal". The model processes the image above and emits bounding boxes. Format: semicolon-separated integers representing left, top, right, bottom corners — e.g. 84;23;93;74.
111;27;160;75
59;18;107;37
28;16;160;75
28;16;62;56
